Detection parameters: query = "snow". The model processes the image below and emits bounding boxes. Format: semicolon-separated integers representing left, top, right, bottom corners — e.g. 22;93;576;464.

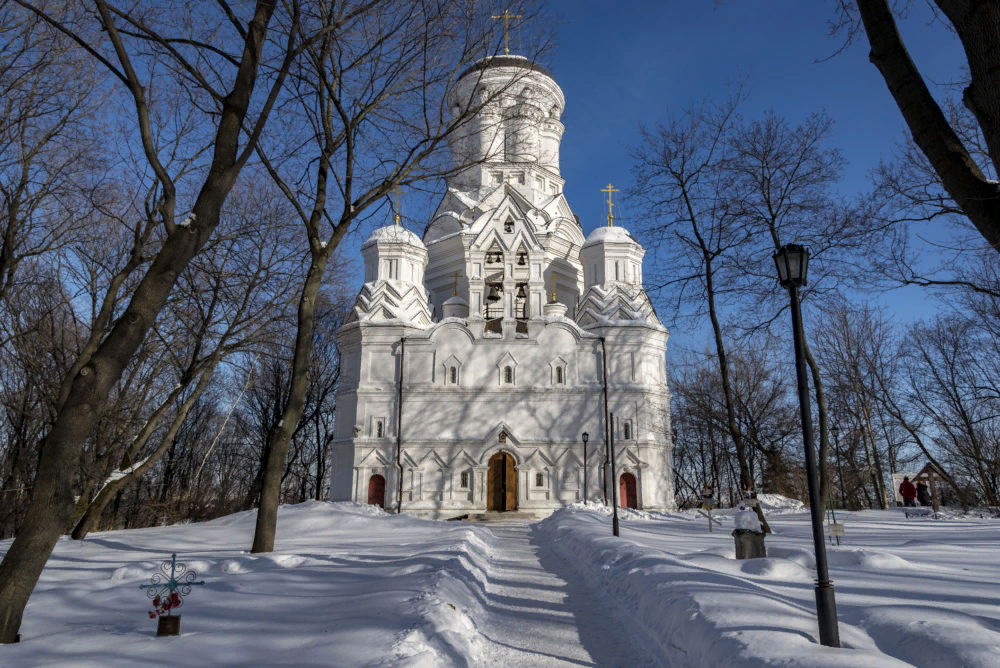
733;508;762;532
363;225;424;249
176;213;195;227
2;498;999;667
537;502;1000;668
581;225;633;248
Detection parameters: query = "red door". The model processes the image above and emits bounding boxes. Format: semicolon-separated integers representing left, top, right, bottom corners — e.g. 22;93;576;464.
619;473;638;509
367;474;386;508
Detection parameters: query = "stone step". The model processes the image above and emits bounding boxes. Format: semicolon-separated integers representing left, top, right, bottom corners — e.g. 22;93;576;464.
459;511;538;523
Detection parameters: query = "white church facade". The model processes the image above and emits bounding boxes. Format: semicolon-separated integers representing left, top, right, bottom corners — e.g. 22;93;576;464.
331;55;674;518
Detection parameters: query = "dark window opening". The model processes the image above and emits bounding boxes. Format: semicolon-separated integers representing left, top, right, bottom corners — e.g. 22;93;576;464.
535;473;544;487
504;366;513;384
461;471;470;488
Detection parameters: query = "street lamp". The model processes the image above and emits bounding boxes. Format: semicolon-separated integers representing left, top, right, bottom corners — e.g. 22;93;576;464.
582;432;589;503
773;243;840;648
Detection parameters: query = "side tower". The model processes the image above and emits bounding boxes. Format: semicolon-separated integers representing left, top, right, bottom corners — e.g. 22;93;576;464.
576;222;674;511
331;224;431;509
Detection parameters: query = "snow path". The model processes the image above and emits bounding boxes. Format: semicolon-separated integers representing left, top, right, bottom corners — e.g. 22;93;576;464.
476;523;662;667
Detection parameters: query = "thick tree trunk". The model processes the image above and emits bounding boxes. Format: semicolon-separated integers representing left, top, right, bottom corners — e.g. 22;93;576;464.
0;3;277;643
856;0;1000;251
251;255;329;553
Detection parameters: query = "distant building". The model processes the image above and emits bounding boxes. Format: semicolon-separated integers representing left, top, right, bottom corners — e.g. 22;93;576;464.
332;56;674;518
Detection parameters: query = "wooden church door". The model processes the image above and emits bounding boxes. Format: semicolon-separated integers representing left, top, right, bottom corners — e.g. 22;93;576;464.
486;452;517;511
619;472;638;509
367;474;386;508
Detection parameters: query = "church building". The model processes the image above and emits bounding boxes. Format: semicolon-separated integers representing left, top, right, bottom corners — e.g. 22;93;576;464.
331;55;674;518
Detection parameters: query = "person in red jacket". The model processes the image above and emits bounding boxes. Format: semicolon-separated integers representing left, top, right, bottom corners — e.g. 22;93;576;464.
899;476;917;507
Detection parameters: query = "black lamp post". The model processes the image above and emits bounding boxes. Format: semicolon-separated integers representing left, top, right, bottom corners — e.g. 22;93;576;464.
609;413;620;537
582;432;589;503
773;243;841;648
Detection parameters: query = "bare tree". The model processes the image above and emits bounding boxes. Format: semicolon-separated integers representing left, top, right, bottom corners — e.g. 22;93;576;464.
0;0;302;643
630;95;777;529
0;1;100;309
248;0;552;552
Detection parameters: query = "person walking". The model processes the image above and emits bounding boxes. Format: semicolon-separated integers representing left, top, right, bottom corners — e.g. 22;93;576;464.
899;476;917;507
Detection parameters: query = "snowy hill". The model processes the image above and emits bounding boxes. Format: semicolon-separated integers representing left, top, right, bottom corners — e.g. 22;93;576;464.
1;500;999;667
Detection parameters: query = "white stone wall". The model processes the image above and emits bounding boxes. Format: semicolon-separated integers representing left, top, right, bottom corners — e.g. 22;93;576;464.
332;317;673;517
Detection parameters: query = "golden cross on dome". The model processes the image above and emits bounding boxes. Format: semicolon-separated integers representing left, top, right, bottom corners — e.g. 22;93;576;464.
550;276;557;303
491;9;522;55
452;271;460;297
390;185;406;226
601;183;619;227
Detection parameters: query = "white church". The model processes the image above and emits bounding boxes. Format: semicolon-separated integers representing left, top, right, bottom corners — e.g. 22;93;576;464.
331;55;674;518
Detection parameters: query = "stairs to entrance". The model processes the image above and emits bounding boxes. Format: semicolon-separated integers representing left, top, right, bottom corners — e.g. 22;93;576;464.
461;511;538;524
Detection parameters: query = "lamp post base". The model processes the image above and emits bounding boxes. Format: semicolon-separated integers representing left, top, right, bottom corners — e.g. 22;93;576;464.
815;582;840;647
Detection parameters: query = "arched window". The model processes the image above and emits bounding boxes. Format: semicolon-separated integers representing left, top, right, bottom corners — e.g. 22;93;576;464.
623;421;631;440
535;473;544;487
504;366;513;384
449;366;457;384
556;367;564;385
376;420;384;438
504;219;514;233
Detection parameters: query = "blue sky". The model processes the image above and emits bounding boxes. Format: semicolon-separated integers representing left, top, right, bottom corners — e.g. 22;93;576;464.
347;1;969;354
548;0;966;354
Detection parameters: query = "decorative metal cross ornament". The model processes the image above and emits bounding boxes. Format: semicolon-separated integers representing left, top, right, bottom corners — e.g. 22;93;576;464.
390;185;406;226
601;183;619;227
140;553;205;617
491;9;522;55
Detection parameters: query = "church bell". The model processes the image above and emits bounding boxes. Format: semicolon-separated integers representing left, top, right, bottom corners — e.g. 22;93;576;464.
487;285;502;302
516;284;527;299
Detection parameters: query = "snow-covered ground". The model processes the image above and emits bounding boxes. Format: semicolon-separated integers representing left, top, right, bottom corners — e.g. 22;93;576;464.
1;500;998;667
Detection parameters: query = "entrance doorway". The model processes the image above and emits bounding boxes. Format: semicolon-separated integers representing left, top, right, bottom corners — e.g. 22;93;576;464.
487;452;517;511
619;472;638;509
367;474;386;508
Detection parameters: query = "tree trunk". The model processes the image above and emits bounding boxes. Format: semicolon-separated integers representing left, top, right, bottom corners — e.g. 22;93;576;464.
703;256;770;532
803;337;832;505
251;255;329;553
856;0;1000;251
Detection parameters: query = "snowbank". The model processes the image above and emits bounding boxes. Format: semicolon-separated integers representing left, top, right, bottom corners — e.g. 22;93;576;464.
537;506;909;668
0;501;501;668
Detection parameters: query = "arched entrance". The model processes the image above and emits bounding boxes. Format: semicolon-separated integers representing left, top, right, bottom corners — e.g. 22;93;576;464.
619;472;638;509
367;474;386;508
487;451;517;511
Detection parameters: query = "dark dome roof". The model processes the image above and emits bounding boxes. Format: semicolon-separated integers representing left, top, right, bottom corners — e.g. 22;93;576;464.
456;55;552;83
